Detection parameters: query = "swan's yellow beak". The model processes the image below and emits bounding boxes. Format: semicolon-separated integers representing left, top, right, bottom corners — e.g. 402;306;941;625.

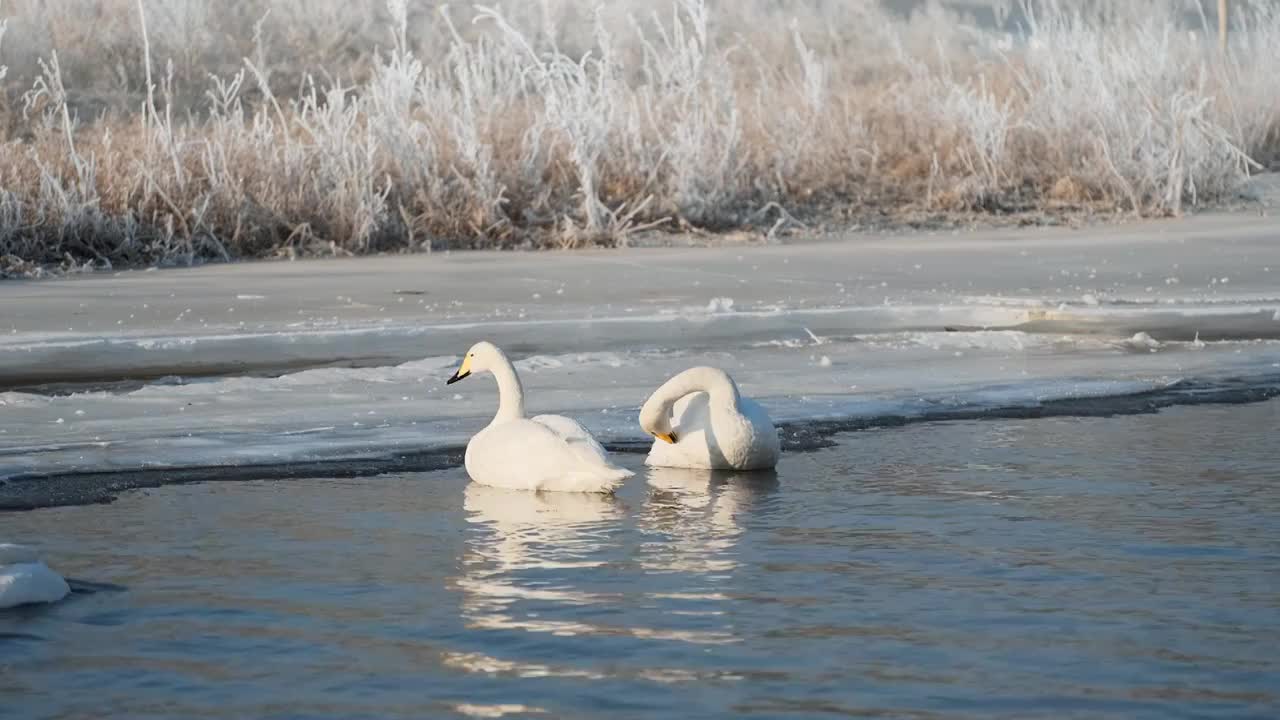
446;354;473;385
654;432;677;444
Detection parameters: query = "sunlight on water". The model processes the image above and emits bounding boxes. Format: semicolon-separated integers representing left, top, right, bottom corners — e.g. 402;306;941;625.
3;401;1279;719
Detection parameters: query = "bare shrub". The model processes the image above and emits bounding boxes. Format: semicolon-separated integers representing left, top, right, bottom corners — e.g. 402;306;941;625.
0;0;1275;273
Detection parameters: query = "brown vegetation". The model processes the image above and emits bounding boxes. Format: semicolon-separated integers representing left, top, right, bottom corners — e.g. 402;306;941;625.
0;0;1276;275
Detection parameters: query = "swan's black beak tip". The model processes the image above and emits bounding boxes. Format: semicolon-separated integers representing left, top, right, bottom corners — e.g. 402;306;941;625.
446;370;470;385
655;432;677;444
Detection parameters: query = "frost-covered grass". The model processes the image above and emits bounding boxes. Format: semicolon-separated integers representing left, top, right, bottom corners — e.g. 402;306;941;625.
0;0;1276;273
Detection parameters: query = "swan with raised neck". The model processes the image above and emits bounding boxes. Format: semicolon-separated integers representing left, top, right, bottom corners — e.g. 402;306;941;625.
445;341;632;492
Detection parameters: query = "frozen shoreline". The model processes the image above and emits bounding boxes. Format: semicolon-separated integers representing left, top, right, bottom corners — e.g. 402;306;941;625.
3;212;1279;507
4;211;1278;383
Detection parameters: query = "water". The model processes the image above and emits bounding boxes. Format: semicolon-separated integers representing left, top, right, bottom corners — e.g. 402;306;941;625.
4;401;1279;719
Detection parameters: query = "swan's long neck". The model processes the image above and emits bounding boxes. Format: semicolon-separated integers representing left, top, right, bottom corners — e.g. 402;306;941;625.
489;353;526;423
650;367;741;417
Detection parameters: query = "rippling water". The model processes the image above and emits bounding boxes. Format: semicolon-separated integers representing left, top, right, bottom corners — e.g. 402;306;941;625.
4;401;1279;719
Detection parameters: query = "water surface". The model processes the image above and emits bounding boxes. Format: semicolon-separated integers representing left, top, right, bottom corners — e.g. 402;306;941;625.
4;401;1279;719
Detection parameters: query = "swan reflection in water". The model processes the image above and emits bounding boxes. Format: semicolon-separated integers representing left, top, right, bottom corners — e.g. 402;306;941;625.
638;467;780;577
451;470;777;660
455;484;623;637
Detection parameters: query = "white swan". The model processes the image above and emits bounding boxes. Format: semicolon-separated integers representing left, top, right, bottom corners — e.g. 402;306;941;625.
446;341;633;493
0;544;70;610
638;367;780;470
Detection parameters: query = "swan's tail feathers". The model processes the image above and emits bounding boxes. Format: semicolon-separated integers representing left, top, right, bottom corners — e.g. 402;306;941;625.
557;465;632;494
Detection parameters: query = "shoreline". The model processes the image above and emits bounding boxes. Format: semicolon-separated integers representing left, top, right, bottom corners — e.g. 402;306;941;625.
4;184;1276;280
5;374;1278;512
2;204;1277;510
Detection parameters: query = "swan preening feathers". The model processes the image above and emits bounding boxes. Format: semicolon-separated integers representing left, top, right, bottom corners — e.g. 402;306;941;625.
639;366;781;471
446;342;779;493
446;342;633;493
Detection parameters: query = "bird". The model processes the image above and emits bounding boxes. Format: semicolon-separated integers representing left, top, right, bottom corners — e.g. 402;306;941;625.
445;341;633;492
638;366;780;470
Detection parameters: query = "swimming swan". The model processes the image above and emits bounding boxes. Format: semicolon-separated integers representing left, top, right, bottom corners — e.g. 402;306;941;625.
446;341;633;493
639;367;780;471
0;544;70;610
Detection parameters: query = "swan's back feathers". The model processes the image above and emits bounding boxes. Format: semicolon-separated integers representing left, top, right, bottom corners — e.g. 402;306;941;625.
466;417;631;493
532;414;634;489
739;397;782;459
531;414;609;457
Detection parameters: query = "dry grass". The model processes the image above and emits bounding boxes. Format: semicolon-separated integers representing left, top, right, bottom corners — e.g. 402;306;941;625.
0;0;1276;274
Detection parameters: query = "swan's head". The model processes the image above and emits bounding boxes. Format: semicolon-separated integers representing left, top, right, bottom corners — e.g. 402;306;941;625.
447;341;506;384
638;392;678;444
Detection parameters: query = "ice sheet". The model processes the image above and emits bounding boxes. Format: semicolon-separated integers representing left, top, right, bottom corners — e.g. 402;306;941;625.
3;217;1279;484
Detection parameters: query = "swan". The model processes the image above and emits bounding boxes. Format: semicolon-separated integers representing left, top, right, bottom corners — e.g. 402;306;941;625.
0;544;70;610
638;367;780;471
445;341;633;493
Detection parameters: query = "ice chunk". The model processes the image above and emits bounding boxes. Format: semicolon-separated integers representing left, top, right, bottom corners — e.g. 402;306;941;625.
1124;332;1161;351
705;297;735;313
0;545;70;609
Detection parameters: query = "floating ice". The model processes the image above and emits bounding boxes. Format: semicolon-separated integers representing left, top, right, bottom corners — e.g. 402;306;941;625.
1124;332;1162;351
705;297;735;313
0;544;70;610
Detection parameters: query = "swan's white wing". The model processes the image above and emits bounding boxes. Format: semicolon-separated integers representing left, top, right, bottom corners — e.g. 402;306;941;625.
467;420;572;486
530;414;609;458
531;414;633;485
739;397;782;466
467;418;631;493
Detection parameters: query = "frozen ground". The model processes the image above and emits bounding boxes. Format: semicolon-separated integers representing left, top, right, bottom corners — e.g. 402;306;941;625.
2;212;1279;508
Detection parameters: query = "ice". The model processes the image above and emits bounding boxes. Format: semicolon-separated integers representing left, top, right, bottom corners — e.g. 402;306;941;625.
1;329;1275;483
514;352;632;372
0;544;70;609
1123;332;1162;351
705;297;735;313
2;217;1279;487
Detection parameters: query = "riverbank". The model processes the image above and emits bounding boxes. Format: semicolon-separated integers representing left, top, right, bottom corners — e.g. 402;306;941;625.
2;210;1278;508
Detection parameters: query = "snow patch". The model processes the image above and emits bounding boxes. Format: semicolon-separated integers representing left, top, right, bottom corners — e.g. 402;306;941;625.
705;297;735;313
1123;332;1162;351
515;352;631;372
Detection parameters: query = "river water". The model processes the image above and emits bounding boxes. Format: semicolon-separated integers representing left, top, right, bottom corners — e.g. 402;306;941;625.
4;400;1278;719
